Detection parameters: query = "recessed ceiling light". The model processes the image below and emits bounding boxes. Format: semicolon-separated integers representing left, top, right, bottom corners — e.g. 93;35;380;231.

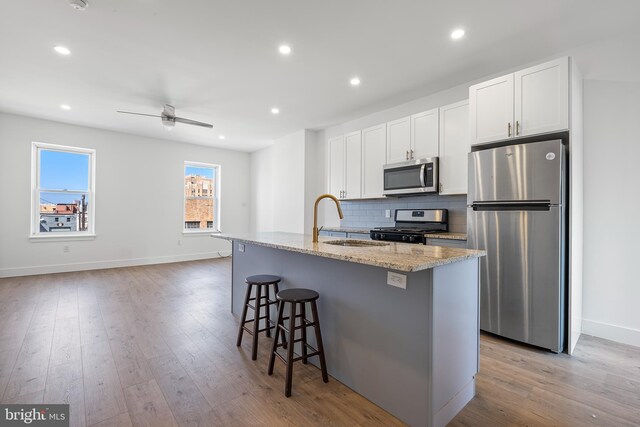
219;135;225;140
278;45;292;55
271;107;280;115
451;28;465;40
350;77;361;86
60;104;71;110
54;45;71;55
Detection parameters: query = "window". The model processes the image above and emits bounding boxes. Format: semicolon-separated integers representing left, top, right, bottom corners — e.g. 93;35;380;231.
184;161;220;233
31;142;95;237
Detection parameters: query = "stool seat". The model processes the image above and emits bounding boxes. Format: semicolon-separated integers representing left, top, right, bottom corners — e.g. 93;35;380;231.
277;288;319;303
246;274;281;285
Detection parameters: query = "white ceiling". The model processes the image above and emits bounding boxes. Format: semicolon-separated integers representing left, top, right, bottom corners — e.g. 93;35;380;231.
1;0;639;152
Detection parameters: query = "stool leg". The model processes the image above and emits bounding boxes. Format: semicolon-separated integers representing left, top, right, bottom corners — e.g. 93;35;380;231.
310;300;329;383
300;302;308;364
236;283;252;347
273;283;287;349
285;301;297;397
251;284;262;360
264;284;271;338
268;300;285;376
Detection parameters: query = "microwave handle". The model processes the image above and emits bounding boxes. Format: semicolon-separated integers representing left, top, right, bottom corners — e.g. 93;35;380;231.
419;164;426;187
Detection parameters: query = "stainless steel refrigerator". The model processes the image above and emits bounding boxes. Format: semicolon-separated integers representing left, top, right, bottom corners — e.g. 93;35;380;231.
467;139;566;353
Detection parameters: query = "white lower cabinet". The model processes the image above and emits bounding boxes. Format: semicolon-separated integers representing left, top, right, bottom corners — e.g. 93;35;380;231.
318;231;347;238
438;100;470;195
347;232;370;240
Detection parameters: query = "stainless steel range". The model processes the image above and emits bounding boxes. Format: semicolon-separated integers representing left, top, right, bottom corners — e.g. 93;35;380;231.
370;209;448;244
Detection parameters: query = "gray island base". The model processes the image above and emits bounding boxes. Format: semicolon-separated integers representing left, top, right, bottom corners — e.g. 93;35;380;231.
215;233;483;427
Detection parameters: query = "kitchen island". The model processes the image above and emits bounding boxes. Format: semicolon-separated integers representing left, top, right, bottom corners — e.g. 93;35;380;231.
212;232;485;427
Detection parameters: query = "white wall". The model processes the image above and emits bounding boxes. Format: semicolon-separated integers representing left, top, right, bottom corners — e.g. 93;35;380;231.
250;129;324;234
0;112;251;277
581;80;640;346
250;130;306;233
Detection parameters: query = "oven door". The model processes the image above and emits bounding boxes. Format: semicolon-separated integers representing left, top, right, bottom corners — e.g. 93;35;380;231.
383;158;437;195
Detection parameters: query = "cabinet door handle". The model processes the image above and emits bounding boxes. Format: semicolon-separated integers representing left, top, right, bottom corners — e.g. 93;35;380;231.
516;121;520;136
439;183;443;193
410;149;414;159
508;122;512;137
405;150;409;160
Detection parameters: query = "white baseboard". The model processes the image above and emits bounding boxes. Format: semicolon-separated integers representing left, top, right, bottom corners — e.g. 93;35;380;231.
582;318;640;348
0;250;233;278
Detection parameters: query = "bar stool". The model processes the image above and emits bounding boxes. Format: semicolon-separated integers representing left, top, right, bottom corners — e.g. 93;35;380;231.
236;274;284;360
268;288;328;397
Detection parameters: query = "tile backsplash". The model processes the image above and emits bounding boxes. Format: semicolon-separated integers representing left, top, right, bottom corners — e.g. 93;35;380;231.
340;194;467;233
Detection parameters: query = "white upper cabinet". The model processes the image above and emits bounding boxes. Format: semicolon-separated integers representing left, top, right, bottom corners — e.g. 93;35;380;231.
328;135;345;199
386;116;411;163
438;100;470;195
469;74;514;145
470;57;570;145
411;108;439;159
361;124;386;198
344;131;362;199
515;57;569;137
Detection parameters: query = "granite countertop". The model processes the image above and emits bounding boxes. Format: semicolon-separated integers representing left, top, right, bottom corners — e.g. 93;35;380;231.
212;232;484;273
322;226;467;241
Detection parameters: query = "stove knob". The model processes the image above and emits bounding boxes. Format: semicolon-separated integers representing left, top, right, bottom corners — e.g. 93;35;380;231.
379;234;386;240
409;236;416;243
374;233;382;240
402;235;408;242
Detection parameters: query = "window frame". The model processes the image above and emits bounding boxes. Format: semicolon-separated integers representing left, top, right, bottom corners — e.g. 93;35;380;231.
183;161;221;234
30;142;96;240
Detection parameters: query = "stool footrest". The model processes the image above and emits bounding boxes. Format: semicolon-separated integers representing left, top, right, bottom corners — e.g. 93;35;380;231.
242;324;275;336
272;347;321;366
247;301;278;311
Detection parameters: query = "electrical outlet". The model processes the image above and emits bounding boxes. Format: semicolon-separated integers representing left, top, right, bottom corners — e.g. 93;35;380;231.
385;209;391;218
387;271;406;289
238;243;245;253
63;245;70;253
177;239;182;246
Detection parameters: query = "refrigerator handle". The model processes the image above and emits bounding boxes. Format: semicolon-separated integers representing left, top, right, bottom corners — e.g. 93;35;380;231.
470;201;551;211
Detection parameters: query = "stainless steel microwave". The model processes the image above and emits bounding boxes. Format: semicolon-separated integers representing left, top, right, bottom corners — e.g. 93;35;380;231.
383;157;439;196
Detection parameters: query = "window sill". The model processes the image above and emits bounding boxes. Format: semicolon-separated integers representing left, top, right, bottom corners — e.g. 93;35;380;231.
182;230;221;236
29;234;97;243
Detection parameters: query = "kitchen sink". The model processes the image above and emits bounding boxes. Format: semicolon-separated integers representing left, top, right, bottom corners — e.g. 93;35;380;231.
323;239;389;247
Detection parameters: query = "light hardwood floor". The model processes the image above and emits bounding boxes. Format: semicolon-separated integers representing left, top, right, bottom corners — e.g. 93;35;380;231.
0;259;638;426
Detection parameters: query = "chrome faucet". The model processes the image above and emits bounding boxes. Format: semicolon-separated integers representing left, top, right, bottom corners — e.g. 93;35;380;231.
312;194;344;243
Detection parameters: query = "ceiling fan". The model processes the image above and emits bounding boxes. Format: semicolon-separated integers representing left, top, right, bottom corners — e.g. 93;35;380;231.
117;104;213;130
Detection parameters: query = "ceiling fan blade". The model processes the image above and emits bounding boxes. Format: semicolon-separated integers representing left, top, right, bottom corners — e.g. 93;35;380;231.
117;111;162;118
174;116;213;128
